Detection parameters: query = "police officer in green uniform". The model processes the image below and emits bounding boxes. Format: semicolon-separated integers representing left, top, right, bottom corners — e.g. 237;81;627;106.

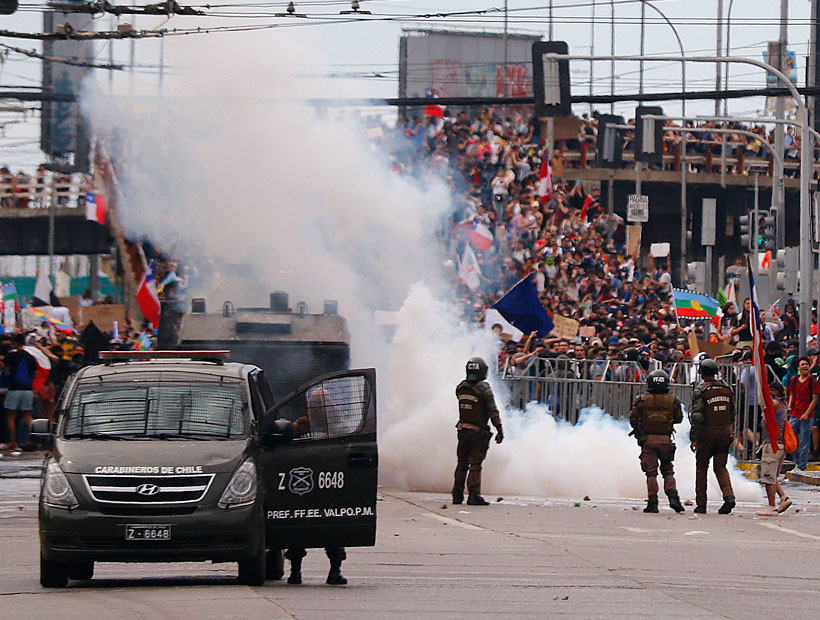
629;369;685;513
690;359;736;515
453;357;503;506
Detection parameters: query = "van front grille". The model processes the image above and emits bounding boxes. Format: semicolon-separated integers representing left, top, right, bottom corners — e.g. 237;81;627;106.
83;474;215;505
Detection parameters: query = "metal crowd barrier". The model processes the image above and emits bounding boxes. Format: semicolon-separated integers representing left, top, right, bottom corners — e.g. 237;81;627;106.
499;358;761;463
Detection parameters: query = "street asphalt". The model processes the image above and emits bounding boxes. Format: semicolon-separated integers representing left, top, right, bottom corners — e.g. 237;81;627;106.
2;453;820;619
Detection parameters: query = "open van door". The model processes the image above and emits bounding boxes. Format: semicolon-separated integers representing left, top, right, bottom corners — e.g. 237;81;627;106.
260;368;377;549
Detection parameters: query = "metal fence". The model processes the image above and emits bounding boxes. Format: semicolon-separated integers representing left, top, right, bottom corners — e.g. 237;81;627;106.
499;358;762;462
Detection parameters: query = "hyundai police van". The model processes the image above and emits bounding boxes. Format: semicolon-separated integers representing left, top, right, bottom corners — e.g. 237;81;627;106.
31;350;378;587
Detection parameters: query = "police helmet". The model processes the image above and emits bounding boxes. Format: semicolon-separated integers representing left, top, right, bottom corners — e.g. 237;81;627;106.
646;369;670;393
698;358;719;376
689;410;705;427
466;357;489;382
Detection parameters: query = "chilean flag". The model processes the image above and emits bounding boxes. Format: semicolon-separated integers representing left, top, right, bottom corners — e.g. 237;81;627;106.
85;192;107;225
537;156;552;203
748;256;780;453
23;345;51;395
579;194;595;221
136;261;161;328
455;220;494;252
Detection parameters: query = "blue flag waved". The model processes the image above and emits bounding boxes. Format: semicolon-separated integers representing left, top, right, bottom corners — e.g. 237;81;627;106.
491;276;554;337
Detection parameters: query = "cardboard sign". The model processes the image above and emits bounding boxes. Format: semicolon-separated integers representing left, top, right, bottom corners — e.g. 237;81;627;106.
627;225;642;258
579;326;596;339
61;296;82;326
627;194;649;222
79;304;126;332
650;242;671;258
551;315;580;339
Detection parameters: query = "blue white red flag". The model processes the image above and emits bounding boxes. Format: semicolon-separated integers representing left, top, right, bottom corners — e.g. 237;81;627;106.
136;261;161;328
85;192;107;225
748;256;780;453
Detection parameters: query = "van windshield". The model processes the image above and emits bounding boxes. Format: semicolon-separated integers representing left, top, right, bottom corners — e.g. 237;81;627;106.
61;377;248;440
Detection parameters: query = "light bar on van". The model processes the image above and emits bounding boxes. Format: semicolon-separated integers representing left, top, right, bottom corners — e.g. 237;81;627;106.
99;350;231;364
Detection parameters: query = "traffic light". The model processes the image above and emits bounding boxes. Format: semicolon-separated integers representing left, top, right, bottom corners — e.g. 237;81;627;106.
775;247;798;293
595;114;624;169
531;41;572;117
739;213;752;250
0;0;18;14
635;106;664;165
759;212;776;251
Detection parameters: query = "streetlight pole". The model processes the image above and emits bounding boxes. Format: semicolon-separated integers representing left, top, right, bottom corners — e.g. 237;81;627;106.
716;0;723;116
723;0;736;116
610;0;615;114
774;0;789;250
638;1;687;116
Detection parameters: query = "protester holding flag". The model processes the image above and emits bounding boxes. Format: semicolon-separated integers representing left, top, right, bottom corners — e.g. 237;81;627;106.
756;380;793;516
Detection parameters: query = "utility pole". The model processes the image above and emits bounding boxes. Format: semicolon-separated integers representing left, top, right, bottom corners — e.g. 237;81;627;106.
715;0;723;116
775;0;788;250
589;0;595;115
503;0;508;98
548;0;553;40
610;0;615;114
639;0;645;96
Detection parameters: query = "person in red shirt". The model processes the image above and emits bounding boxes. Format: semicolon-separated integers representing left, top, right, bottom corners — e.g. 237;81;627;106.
787;357;818;470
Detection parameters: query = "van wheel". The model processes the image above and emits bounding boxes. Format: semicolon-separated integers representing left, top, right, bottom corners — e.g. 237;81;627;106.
238;538;266;586
68;561;94;581
40;552;68;588
266;548;284;580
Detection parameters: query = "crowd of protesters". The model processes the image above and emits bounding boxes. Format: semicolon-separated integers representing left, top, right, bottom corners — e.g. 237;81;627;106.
385;106;820;459
0;164;92;209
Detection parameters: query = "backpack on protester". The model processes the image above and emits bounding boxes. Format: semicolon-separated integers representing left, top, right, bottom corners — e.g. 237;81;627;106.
12;354;32;390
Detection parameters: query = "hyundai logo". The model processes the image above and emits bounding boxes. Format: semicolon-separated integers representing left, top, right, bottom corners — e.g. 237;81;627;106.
135;483;161;496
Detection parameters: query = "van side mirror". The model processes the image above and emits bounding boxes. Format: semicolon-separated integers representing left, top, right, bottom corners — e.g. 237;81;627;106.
262;418;294;446
30;418;52;444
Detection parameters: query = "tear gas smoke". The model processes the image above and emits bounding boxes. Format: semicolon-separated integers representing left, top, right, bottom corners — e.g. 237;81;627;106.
381;285;762;503
82;35;761;504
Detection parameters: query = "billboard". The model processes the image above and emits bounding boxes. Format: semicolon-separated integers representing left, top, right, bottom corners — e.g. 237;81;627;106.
399;30;542;100
41;5;94;173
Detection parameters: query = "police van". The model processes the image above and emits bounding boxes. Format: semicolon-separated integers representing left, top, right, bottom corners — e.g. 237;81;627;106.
31;350;378;587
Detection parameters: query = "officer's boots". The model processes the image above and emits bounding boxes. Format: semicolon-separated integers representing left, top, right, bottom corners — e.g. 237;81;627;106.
718;495;736;515
287;558;302;585
326;560;348;585
467;494;490;506
452;490;464;505
643;494;659;513
667;491;685;513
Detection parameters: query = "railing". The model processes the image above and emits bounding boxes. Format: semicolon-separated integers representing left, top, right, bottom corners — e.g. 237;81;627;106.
0;175;92;210
499;359;760;463
556;143;810;177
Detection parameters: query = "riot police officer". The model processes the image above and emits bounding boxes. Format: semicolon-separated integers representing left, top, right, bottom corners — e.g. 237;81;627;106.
453;357;503;506
629;369;685;513
690;358;736;515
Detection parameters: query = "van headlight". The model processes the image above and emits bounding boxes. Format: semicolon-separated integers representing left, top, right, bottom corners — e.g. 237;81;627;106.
218;460;257;509
43;461;79;509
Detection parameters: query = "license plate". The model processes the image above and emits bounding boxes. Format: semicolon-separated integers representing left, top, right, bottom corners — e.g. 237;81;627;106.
125;524;171;541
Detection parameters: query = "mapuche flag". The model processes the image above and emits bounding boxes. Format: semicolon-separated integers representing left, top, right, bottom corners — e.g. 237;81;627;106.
671;289;721;328
748;256;780;453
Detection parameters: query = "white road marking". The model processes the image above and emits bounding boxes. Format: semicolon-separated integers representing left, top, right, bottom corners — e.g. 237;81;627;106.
421;512;485;531
758;521;820;541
